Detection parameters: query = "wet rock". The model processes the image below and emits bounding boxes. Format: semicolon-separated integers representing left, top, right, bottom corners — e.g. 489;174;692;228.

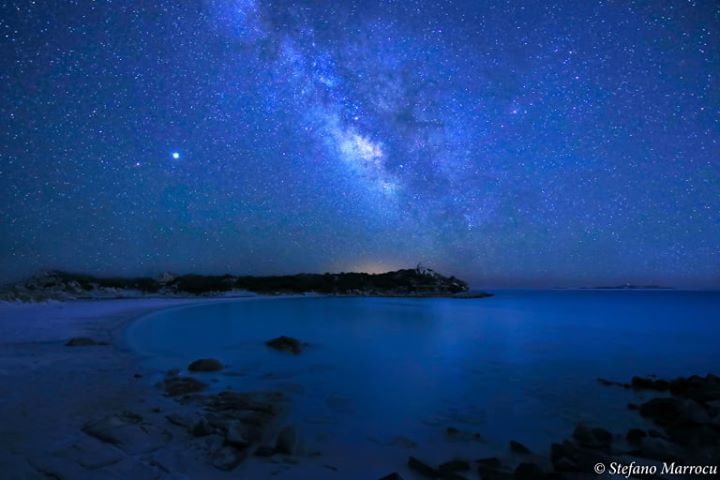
550;441;610;473
188;358;223;372
166;413;197;430
445;427;482;442
626;428;647;444
514;462;544;480
378;473;404;480
510;440;531;454
266;335;303;354
65;336;108;347
82;412;171;455
191;419;212;437
639;397;710;426
408;456;440;478
160;376;207;396
572;424;612;449
439;459;471;473
630;376;670;391
226;421;250;448
210;445;246;471
275;425;298;455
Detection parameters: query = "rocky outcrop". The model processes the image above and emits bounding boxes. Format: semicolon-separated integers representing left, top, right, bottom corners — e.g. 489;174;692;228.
187;358;223;372
266;336;303;354
2;267;486;300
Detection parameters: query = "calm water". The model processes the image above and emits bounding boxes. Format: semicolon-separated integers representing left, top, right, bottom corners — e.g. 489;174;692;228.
127;291;720;478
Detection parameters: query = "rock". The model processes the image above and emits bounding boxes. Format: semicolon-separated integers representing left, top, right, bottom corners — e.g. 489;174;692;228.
630;376;670;391
629;437;681;462
408;456;440;478
439;459;471;473
188;358;223;372
550;441;610;473
572;424;612;449
226;421;250;448
210;445;246;471
626;428;647;444
191;419;212;437
275;425;298;455
266;336;303;354
160;376;207;396
65;336;108;347
82;412;171;455
254;445;278;457
514;462;543;480
510;440;531;454
639;397;710;426
378;473;404;480
166;413;197;430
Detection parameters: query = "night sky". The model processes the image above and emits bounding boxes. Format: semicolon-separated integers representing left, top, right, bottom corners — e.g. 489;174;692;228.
1;1;718;287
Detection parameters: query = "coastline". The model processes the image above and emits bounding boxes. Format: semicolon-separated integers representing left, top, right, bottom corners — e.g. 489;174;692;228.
0;297;256;479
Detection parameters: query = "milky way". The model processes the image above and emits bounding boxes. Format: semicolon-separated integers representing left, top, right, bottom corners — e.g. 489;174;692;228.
1;1;718;287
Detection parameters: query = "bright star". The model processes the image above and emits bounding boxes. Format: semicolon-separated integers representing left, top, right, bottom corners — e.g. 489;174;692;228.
171;152;180;159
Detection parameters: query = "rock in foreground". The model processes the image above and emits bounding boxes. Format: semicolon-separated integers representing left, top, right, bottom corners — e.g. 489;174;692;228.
266;336;303;354
187;358;223;372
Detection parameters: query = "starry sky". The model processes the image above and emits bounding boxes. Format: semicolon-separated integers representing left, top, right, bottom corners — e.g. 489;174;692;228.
1;0;718;287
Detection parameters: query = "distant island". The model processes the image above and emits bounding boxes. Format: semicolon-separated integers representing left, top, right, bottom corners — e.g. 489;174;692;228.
1;266;491;301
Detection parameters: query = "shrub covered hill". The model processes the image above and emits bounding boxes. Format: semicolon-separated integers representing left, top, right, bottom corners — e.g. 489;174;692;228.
2;266;491;301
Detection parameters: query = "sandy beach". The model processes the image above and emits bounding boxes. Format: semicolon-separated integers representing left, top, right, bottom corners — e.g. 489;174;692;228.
0;298;292;480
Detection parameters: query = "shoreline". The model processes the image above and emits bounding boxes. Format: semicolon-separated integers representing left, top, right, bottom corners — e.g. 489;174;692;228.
1;296;718;479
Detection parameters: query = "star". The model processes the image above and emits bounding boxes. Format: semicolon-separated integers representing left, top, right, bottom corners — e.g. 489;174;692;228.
171;152;180;160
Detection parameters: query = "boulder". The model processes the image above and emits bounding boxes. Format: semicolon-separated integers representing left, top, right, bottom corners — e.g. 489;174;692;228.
639;397;710;426
266;336;303;354
514;462;544;480
160;376;207;396
510;440;531;454
378;473;404;480
407;456;439;478
439;459;471;473
188;358;223;372
82;412;171;455
572;424;612;449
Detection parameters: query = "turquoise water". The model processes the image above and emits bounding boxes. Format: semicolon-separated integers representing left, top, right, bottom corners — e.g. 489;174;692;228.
127;291;720;477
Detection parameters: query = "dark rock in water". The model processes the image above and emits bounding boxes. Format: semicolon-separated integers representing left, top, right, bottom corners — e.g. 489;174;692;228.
509;440;531;454
266;336;303;354
639;397;710;426
254;445;277;457
188;358;223;372
627;402;639;410
160;376;207;396
626;428;647;444
550;441;610;473
407;456;440;478
514;462;543;480
597;378;623;387
438;459;471;473
378;474;404;480
572;424;612;449
275;425;298;455
65;336;108;347
631;376;670;391
210;445;246;471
